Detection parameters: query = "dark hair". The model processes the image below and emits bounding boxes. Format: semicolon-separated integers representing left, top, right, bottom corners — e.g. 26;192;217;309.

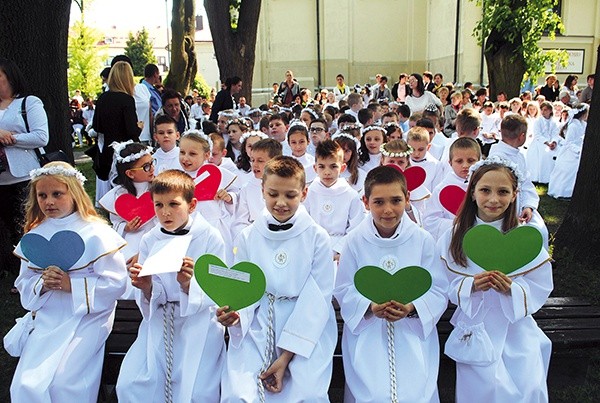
269;112;290;125
397;104;411;118
100;67;111;80
359;127;387;165
450;163;519;266
287;122;309;142
410;73;425;95
315;139;342;162
150;170;195;203
161;89;181;104
201;120;218;134
336;74;345;80
154;114;178;130
338;114;357;126
563;74;578;90
0;58;27;96
310;117;329;130
225;76;242;88
357;108;373;125
475;88;488;97
114;142;152;196
144;64;159;78
263;155;306;188
364;165;408;199
416;118;435;130
111;54;133;68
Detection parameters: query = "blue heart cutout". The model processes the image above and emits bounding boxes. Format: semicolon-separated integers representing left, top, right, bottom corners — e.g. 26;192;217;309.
21;231;85;271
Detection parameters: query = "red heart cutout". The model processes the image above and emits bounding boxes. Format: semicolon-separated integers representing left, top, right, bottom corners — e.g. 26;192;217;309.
115;192;156;225
194;164;222;201
384;164;426;191
439;185;466;215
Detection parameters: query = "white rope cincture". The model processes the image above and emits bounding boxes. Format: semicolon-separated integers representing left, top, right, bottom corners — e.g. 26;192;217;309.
387;321;398;403
163;302;175;403
258;293;276;402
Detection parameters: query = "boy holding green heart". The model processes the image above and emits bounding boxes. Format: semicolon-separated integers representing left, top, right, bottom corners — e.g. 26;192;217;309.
116;170;227;402
218;156;337;402
334;165;448;402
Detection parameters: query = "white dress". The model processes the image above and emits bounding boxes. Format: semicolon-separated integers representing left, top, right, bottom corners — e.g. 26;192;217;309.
154;146;181;174
11;213;127;403
116;216;226;403
548;119;586;198
360;153;382;173
221;207;337;402
423;171;468;240
438;218;553;403
303;178;366;253
334;216;448;403
341;167;367;195
526;117;560;184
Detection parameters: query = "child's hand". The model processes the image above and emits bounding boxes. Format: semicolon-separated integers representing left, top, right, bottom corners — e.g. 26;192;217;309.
41;266;71;293
215;188;233;204
124;216;143;233
370;301;391;319
177;257;195;294
488;271;512;294
260;350;294;393
126;253;139;269
519;207;533;223
472;272;494;292
216;305;240;327
549;141;557;150
130;263;152;299
384;301;415;322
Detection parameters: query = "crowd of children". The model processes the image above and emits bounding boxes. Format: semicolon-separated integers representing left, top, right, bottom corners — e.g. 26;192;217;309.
7;71;593;401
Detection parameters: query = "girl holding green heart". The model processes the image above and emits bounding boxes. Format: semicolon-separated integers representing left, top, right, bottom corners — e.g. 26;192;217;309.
439;157;553;402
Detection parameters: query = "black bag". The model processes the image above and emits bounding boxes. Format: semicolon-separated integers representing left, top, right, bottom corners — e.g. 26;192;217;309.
21;97;70;166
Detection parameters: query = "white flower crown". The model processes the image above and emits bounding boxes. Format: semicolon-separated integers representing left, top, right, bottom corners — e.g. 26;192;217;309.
241;130;269;143
218;110;239;119
301;107;319;120
383;122;401;131
380;143;413;158
361;125;387;136
331;131;361;150
182;129;214;153
468;156;525;189
30;165;86;185
111;141;153;164
287;120;309;137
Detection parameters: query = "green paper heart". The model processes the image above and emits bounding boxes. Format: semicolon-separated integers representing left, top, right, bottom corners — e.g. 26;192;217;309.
463;224;543;275
354;265;432;304
194;254;266;311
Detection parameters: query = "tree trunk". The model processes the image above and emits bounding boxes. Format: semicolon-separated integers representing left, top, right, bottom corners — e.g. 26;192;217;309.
205;0;262;104
484;27;526;100
553;45;600;256
0;0;73;162
164;0;197;95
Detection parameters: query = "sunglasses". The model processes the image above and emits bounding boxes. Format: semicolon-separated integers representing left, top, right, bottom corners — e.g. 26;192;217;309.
129;159;156;172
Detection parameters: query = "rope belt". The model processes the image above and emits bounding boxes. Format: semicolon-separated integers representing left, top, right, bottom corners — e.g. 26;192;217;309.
163;302;175;403
387;321;398;403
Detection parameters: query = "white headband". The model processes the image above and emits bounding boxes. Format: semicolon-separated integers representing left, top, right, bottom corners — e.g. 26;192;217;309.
380;143;413;158
241;130;269;143
30;165;86;185
331;131;361;150
361;125;387;136
182;129;214;153
468;155;525;190
111;141;153;164
286;120;309;137
301;108;319;120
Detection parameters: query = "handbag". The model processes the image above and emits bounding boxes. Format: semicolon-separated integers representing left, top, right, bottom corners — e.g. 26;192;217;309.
444;321;496;366
21;97;70;166
3;311;35;357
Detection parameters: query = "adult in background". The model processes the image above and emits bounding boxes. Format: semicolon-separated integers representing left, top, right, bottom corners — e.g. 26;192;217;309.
539;74;560;102
391;73;411;103
277;70;300;106
579;74;594;104
156;89;196;133
210;76;243;123
333;74;351;102
91;61;142;201
405;73;442;115
0;58;49;285
141;63;163;115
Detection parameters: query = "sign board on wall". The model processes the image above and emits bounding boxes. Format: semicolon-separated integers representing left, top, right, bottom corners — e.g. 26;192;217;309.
544;49;585;74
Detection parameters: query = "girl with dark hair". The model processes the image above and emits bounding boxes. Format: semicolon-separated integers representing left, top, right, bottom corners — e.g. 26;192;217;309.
405;73;442;114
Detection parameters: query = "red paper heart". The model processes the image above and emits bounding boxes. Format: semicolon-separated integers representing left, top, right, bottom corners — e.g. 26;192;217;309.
439;185;466;215
194;164;222;201
115;192;156;225
403;166;426;191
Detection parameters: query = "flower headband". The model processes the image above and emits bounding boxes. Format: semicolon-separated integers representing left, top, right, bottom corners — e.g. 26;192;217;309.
301;108;319;120
287;119;309;136
30;165;86;185
567;103;589;124
218;110;239;119
241;130;269;143
111;141;153;164
340;122;363;132
331;131;361;150
380;143;413;158
182;129;213;153
227;118;249;129
468;156;525;189
361;125;387;136
383;122;401;131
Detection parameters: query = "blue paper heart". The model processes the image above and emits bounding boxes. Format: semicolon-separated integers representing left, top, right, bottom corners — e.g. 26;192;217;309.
21;231;85;271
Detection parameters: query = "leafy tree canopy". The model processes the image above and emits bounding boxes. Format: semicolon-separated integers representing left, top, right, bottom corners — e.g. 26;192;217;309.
68;20;105;98
125;27;157;77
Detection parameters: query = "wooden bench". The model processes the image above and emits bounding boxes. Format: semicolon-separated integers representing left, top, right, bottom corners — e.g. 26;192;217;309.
100;297;600;401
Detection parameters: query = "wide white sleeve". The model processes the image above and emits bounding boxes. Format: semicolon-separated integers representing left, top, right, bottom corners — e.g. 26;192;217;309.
519;179;540;211
231;189;251;241
422;187;454;240
277;231;335;358
69;250;128;315
14;260;51;311
134;236;166;320
346;194;366;233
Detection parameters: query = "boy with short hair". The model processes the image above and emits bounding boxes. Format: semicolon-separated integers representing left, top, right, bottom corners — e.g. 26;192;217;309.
304;140;365;255
268;113;292;155
218;156;336;402
117;169;226;402
231;139;283;239
478;101;500;157
397;104;411;133
438;108;482;178
153;114;181;174
308;118;330;156
209;133;238;174
422;137;481;240
334;165;447;402
357;108;374;126
489;114;549;246
407;127;441;192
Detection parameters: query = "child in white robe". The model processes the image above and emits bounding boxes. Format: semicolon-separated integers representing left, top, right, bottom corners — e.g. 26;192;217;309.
423;138;481;240
526;101;560;184
218;156;337;402
359;125;386;173
332;129;368;194
10;162;127;403
232;138;282;240
99;142;158;298
116;170;226;402
437;157;552;402
303;139;365;255
335;165;448;403
287;121;317;184
153;115;181;174
407;126;442;193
